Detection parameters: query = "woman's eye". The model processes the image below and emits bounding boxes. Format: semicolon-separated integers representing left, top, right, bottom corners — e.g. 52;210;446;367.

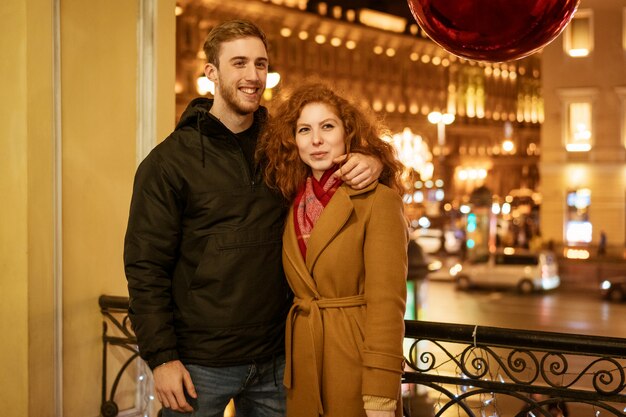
322;123;335;129
297;127;309;134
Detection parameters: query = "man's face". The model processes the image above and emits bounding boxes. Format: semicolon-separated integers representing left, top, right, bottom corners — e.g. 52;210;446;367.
207;37;268;116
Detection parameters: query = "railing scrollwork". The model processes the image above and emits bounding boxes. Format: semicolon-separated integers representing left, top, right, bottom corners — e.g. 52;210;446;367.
402;320;626;416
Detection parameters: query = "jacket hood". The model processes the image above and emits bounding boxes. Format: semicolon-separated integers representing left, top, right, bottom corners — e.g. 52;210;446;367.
175;97;212;130
174;97;268;167
175;97;268;134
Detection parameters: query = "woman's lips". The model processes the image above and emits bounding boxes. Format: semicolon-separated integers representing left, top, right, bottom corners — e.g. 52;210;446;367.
310;152;327;159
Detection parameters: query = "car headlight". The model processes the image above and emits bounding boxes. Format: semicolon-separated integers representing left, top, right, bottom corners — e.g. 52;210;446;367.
449;263;462;276
601;280;612;291
428;260;443;271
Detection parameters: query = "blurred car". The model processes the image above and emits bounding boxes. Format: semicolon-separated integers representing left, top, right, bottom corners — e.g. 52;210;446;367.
600;277;626;302
411;228;462;255
407;239;443;280
412;228;443;254
427;256;461;281
450;249;560;294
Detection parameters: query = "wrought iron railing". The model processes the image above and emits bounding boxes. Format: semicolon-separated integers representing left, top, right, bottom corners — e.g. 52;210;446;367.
99;296;626;417
402;320;626;417
99;295;153;417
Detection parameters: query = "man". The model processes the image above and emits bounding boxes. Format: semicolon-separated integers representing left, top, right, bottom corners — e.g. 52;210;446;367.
124;20;381;416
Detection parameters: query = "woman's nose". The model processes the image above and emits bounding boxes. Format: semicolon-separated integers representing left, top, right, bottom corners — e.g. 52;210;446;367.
312;131;323;145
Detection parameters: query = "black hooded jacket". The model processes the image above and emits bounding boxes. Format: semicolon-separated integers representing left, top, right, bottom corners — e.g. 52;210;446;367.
124;98;292;369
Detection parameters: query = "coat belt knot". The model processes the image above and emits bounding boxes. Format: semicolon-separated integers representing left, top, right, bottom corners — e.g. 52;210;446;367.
296;296;316;315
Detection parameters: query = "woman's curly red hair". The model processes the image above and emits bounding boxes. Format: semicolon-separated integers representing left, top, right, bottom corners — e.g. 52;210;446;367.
257;83;403;201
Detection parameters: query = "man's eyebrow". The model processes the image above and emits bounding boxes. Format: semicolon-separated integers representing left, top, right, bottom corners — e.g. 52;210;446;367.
228;56;268;62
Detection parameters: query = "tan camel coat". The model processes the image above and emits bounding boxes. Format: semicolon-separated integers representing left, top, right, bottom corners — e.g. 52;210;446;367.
283;182;408;417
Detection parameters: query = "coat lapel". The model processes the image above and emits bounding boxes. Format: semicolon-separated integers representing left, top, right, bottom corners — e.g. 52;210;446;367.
283;208;319;295
305;185;354;271
286;181;379;279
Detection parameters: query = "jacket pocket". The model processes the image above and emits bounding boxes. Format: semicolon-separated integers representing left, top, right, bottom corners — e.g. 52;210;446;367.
192;226;283;288
182;226;287;329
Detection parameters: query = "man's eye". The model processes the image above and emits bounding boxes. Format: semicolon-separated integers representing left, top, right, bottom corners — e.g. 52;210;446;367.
256;62;268;69
233;61;246;67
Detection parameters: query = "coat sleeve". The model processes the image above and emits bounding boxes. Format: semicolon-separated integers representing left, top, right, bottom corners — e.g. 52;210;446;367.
124;153;183;369
361;186;408;399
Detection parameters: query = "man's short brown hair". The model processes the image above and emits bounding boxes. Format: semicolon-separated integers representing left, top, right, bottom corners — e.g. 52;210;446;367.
203;19;268;68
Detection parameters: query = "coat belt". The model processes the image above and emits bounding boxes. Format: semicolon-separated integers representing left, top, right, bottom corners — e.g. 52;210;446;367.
284;294;366;415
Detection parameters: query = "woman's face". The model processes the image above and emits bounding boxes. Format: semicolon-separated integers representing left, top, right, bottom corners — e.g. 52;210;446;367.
295;102;346;180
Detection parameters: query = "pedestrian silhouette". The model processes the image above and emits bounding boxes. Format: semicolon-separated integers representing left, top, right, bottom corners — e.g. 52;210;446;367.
598;230;607;256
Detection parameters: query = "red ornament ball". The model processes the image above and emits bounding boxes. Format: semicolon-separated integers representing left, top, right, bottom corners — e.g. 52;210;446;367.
407;0;580;62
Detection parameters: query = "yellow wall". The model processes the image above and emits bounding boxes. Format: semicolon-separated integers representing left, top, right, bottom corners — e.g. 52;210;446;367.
61;1;138;414
2;0;175;415
26;0;56;414
1;0;56;414
60;0;174;415
1;1;29;415
157;2;177;140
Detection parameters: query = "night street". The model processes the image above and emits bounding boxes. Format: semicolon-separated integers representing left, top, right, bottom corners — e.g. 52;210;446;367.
406;278;626;416
419;279;626;339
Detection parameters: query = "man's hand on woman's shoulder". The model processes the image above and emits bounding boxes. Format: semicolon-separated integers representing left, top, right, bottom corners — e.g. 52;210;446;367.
332;153;383;189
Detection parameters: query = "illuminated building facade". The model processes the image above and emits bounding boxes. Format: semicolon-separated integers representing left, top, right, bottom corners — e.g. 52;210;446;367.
176;0;544;225
541;0;626;257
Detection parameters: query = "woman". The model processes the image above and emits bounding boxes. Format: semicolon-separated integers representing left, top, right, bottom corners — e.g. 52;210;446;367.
257;83;408;417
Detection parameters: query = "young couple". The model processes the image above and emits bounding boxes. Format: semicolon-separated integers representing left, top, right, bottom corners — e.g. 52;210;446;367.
124;19;407;417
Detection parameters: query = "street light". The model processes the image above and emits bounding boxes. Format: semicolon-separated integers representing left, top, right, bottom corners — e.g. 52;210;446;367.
427;111;454;188
427;111;455;148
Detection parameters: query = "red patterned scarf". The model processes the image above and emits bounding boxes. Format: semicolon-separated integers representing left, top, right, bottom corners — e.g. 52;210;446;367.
293;168;342;259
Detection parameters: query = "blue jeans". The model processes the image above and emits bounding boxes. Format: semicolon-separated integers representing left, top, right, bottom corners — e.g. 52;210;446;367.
161;356;286;417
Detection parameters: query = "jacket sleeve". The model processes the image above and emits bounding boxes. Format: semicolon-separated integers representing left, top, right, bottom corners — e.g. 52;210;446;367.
361;187;408;399
124;153;183;369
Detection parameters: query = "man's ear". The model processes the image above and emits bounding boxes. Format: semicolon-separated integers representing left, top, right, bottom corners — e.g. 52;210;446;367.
204;63;218;83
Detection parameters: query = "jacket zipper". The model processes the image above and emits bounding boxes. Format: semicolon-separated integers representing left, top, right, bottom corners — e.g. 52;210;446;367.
203;110;258;186
229;132;255;186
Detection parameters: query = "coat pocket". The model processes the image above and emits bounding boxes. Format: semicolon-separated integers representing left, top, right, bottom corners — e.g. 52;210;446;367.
348;314;366;360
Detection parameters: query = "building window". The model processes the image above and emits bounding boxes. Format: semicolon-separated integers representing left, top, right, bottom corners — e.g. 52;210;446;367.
557;88;598;152
564;9;593;57
567;102;592;152
565;189;592;245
